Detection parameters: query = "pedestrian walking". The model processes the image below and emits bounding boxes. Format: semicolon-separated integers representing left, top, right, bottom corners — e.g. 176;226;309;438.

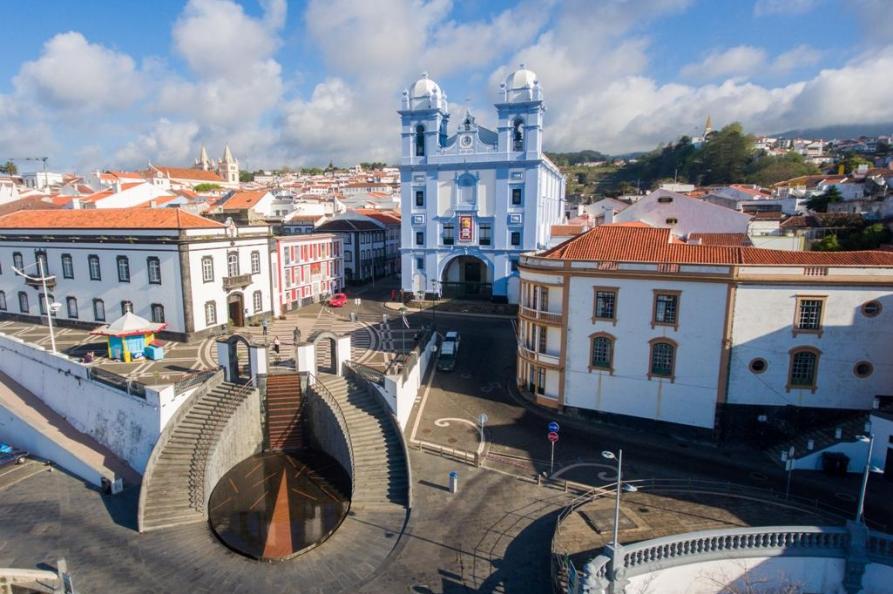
272;337;281;360
293;327;301;345
262;319;269;337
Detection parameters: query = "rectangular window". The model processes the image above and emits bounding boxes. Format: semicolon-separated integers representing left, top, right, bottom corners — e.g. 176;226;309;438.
539;287;549;311
789;350;819;389
227;252;239;277
66;296;78;319
510;258;519;272
202;256;214;282
415;190;424;207
151;303;164;324
479;224;492;246
795;297;825;334
88;255;101;280
12;252;23;272
117;256;130;282
147;257;161;284
121;300;133;315
18;292;28;313
416;231;424;246
537;325;547;353
511;231;521;246
205;301;217;325
442;224;455;245
590;336;614;370
61;254;74;279
416;257;424;271
593;288;618;322
511;187;523;206
253;290;262;312
649;341;676;379
536;367;546;395
251;251;261;274
93;299;105;321
35;251;48;275
653;292;680;328
0;291;5;311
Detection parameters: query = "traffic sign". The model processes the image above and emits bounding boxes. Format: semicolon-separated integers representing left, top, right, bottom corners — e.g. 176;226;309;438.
548;431;559;443
548;421;560;433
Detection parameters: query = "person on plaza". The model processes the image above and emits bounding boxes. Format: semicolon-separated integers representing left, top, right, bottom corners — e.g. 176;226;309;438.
293;327;301;345
272;336;280;357
262;319;269;337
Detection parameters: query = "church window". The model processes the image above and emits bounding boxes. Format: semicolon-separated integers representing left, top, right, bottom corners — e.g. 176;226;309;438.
415;231;424;246
511;187;523;206
512;119;525;151
511;231;521;246
415;190;424;207
479;225;492;246
415;125;426;156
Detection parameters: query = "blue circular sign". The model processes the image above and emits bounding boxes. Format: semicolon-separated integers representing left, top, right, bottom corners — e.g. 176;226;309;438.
548;421;560;433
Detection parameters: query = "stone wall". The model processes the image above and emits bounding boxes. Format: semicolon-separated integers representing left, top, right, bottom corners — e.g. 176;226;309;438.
303;377;353;493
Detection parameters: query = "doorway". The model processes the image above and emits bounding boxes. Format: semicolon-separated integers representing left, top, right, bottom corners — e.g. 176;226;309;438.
228;293;245;327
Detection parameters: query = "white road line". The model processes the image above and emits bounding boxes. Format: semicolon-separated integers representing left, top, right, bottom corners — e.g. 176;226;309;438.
409;360;438;443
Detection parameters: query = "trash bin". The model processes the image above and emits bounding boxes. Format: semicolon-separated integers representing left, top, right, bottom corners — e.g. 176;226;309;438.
822;452;850;477
448;471;459;494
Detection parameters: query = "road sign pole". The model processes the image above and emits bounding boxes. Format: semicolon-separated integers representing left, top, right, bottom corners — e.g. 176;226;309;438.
550;441;555;475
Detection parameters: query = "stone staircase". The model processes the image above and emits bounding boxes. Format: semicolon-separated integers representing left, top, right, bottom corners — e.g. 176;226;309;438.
139;381;256;532
316;374;408;509
265;373;303;452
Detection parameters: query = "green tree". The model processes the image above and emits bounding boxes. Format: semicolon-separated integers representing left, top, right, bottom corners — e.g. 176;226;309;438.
813;234;841;251
193;183;222;193
839;154;871;174
694;123;754;184
806;186;842;212
239;171;255;182
0;161;17;175
844;223;891;250
745;151;818;186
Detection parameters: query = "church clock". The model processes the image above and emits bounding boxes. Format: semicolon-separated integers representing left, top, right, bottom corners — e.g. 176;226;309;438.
459;134;473;149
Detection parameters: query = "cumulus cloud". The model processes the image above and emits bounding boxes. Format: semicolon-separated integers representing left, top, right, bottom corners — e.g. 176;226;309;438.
681;45;767;80
114;118;201;168
14;32;142;111
770;44;823;75
753;0;821;17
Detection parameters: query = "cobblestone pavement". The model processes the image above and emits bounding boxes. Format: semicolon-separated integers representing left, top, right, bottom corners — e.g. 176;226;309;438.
0;451;574;593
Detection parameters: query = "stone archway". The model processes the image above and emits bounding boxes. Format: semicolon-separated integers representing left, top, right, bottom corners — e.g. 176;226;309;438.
301;330;352;377
440;254;492;299
218;334;252;382
227;292;245;327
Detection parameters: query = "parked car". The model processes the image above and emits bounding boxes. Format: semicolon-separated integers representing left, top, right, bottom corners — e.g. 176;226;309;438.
0;443;27;467
328;293;348;308
437;330;461;371
443;331;461;349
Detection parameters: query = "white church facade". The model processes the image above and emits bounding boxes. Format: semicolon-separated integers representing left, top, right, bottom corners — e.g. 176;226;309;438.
398;66;566;303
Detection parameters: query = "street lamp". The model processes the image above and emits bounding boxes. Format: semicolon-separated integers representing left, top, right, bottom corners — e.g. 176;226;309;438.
13;258;59;353
855;434;883;524
601;449;637;556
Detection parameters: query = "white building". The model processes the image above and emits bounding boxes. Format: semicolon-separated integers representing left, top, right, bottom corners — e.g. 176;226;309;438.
517;224;893;430
398;66;566;302
21;171;65;190
0;209;273;340
272;234;343;315
613;189;752;238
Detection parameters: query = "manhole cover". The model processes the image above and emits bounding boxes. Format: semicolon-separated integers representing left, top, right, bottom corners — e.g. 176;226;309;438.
749;472;768;481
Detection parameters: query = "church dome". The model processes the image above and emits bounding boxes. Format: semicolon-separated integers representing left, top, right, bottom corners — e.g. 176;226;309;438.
502;64;541;102
406;72;447;110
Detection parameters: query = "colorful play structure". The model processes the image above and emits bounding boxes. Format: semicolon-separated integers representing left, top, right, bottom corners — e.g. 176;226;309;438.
91;312;166;362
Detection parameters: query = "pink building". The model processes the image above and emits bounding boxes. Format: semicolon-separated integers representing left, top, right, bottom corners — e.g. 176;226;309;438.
273;234;343;314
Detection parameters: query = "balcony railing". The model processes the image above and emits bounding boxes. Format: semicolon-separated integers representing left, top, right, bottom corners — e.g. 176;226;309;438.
222;273;253;290
517;344;560;367
519;305;562;324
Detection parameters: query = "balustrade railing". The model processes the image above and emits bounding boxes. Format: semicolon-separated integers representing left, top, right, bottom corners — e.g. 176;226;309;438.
519;305;562;324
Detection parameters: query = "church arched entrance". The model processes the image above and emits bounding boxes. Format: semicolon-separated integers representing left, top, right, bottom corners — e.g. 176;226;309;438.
225;334;252;382
227;292;245;327
440;255;492;299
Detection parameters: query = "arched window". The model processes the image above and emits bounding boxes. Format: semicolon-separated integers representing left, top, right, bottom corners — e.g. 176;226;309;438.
202;256;214;282
117;256;130;282
589;333;615;372
512;118;525;151
415;124;426;156
788;347;820;391
253;290;263;312
227;252;239;277
18;291;28;313
93;298;105;321
147;257;161;284
66;296;78;319
88;255;101;280
648;339;677;380
151;303;165;323
205;301;217;325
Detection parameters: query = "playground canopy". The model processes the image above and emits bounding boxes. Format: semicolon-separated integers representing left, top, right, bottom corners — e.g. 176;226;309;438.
91;312;166;362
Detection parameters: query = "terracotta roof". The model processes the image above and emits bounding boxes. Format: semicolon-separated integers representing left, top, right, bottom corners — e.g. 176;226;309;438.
540;224;893;266
353;208;401;225
550;224;585;236
0;208;224;230
773;175;846;188
79;182;145;203
147;166;224;183
751;211;784;220
220;190;269;210
0;196;65;218
727;184;771;197
688;232;752;247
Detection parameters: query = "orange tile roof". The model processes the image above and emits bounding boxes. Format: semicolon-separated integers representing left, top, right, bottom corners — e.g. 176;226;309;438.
0;208;224;230
541;224;893;266
354;208;401;225
79;182;145;203
0;197;66;217
688;233;752;247
147;166;224;183
221;190;269;210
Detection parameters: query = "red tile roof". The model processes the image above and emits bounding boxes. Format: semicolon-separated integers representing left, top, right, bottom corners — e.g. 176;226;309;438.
541;224;893;266
220;190;269;210
0;197;65;218
354;208;401;225
550;224;585;236
688;233;752;247
0;208;224;230
147;166;224;183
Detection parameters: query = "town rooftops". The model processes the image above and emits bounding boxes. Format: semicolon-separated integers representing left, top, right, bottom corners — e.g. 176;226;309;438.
219;189;269;210
0;196;65;218
688;232;752;247
316;217;383;232
550;224;586;236
146;165;224;183
0;208;224;230
539;224;893;266
353;209;401;225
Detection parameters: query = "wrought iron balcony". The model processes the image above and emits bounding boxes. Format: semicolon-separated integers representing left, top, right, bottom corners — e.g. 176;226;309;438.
222;273;253;290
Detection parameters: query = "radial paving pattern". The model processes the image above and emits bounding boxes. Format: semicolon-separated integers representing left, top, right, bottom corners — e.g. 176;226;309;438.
208;451;350;561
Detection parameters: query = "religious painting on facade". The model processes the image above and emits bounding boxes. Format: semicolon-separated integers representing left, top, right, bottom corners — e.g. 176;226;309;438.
459;215;473;242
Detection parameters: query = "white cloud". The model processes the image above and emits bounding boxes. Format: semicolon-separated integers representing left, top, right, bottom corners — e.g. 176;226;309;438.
114;118;201;168
753;0;820;17
770;44;822;75
14;32;142;111
681;45;767;80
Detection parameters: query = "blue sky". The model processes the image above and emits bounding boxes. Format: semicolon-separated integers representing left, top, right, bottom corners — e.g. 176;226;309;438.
0;0;891;172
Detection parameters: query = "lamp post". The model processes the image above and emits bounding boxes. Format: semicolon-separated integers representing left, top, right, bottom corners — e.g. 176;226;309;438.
13;258;58;353
601;449;637;551
856;433;878;524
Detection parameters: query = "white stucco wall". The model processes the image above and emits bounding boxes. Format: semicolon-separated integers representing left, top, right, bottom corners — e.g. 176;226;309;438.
614;189;752;237
727;285;893;409
562;275;729;428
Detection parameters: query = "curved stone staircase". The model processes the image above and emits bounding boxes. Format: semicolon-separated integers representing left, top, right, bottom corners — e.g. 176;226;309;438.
139;381;257;532
315;373;409;510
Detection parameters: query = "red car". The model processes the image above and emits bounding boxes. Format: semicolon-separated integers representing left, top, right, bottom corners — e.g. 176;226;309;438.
328;293;348;308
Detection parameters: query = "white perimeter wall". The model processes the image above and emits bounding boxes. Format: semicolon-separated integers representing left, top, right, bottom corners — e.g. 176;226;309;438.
728;285;893;409
383;332;437;429
0;332;184;473
563;275;728;428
